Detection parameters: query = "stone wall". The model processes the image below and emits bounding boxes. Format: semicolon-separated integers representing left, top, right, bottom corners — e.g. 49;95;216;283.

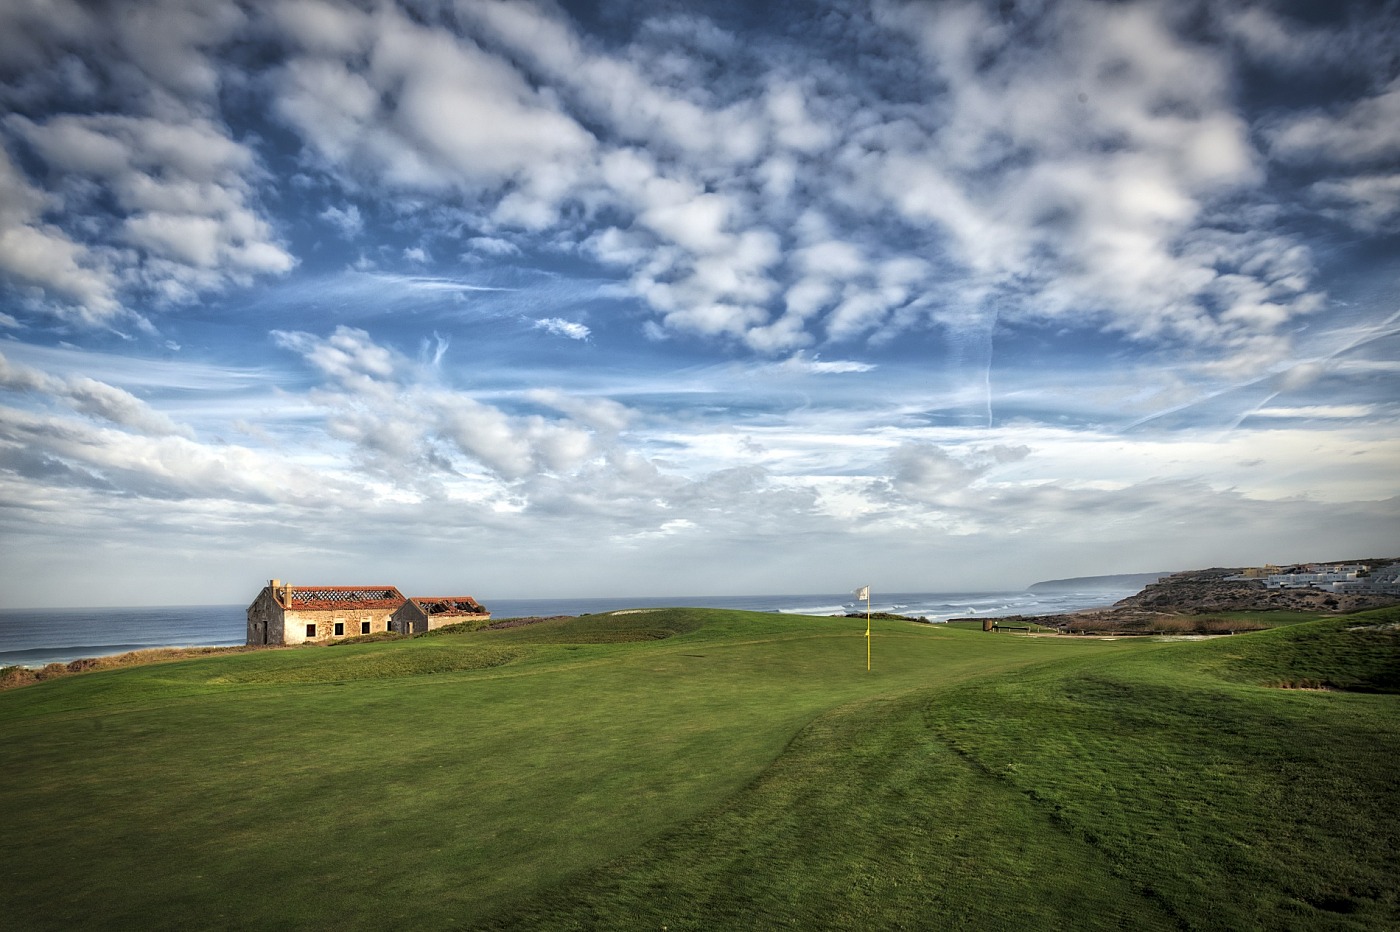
389;600;489;634
245;585;398;645
246;588;282;646
282;608;396;644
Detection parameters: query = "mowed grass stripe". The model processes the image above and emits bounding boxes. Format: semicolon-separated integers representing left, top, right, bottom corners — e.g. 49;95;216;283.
478;611;1399;930
479;687;1180;932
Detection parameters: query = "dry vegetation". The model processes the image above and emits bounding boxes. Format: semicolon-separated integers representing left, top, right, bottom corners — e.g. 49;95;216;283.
1056;613;1271;636
0;645;259;690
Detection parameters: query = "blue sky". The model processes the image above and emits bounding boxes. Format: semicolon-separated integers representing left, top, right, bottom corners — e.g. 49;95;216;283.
1;0;1397;607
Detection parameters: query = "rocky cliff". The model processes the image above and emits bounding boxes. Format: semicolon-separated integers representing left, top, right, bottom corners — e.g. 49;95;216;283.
1112;568;1400;614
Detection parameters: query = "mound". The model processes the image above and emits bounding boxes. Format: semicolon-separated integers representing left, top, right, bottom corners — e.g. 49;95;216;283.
1207;608;1400;693
209;645;518;684
485;608;707;644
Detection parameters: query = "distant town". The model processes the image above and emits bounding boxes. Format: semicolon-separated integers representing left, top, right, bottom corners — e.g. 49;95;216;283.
1225;561;1400;594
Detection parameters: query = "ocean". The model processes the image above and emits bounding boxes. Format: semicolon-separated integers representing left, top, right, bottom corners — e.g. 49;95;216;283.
0;588;1136;668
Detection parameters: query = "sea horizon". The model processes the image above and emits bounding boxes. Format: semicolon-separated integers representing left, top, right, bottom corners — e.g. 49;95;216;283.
0;587;1137;668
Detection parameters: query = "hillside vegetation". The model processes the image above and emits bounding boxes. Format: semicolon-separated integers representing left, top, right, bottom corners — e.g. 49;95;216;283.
2;608;1396;930
1112;567;1400;614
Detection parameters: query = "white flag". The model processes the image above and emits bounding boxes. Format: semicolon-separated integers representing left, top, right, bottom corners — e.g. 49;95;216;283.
855;585;870;601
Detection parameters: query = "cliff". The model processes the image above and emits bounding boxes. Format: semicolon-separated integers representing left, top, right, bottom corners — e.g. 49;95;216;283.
1112;568;1400;614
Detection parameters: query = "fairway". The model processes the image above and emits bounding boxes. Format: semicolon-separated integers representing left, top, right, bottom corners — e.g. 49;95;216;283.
2;609;1396;930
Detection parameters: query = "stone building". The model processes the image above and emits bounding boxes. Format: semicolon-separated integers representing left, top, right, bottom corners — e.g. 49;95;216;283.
246;580;407;646
391;596;492;634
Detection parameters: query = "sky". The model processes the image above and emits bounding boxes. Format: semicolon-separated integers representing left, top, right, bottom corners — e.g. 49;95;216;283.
1;0;1398;608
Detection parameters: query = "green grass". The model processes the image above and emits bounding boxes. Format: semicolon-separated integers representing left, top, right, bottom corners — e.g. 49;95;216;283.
1199;610;1346;628
2;608;1396;930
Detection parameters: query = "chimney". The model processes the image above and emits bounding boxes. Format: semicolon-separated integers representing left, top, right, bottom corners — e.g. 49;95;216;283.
270;578;281;590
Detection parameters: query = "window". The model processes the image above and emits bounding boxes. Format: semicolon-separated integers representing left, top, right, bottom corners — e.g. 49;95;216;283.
333;621;344;637
305;623;316;638
361;620;370;634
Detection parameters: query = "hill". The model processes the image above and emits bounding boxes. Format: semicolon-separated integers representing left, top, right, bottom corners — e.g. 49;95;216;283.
2;607;1397;929
1027;571;1173;591
1114;567;1400;614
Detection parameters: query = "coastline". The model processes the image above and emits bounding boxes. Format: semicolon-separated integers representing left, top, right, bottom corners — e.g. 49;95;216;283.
0;587;1141;671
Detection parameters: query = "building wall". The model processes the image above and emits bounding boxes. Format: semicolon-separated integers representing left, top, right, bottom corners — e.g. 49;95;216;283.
390;602;428;635
246;587;283;646
246;584;398;645
282;608;396;645
389;601;490;634
427;613;487;631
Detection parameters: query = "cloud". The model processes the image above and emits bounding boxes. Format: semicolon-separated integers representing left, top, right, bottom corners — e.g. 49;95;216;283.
0;0;1378;376
270;326;624;484
269;1;596;228
8;112;295;314
1311;174;1400;233
1262;74;1400;233
465;236;519;257
532;317;591;341
0;146;120;322
525;389;634;434
0;350;189;437
1;0;1398;610
876;442;1031;506
0;0;298;323
320;203;362;238
458;0;768;166
1267;78;1400;166
447;0;1324;364
0;0;243;106
0;404;353;506
1251;405;1374;420
272;325;399;398
776;352;875;375
854;0;1306;357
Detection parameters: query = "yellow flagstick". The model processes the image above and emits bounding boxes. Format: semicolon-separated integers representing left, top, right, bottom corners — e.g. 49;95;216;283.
855;585;872;671
853;584;870;671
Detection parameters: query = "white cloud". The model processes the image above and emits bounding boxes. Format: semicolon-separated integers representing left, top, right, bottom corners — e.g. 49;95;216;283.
1262;75;1400;233
8;113;294;315
1252;405;1374;420
270;1;596;227
272;325;399;399
320;203;362;238
270;326;628;485
532;318;591;341
458;0;766;167
1311;174;1400;232
464;236;519;257
777;352;875;375
0;0;1375;368
1;350;190;437
849;0;1304;358
0;146;120;322
526;389;634;434
1267;78;1400;166
266;0;370;57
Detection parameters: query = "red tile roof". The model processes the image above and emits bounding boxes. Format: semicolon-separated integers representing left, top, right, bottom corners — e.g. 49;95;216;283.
276;586;405;611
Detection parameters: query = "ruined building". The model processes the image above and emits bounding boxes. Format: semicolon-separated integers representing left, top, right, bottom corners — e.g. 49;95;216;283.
391;596;492;634
245;580;490;646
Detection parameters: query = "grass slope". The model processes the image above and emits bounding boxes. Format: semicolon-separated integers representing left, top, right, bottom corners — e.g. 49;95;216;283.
2;608;1396;930
486;611;1400;931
